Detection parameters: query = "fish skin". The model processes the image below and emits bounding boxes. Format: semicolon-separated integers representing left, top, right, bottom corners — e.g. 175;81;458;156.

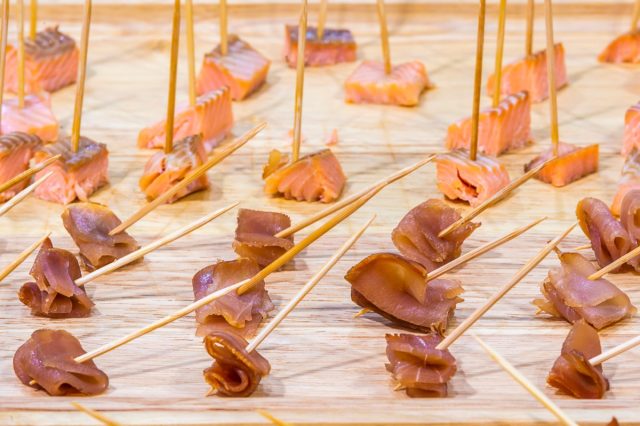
284;25;357;68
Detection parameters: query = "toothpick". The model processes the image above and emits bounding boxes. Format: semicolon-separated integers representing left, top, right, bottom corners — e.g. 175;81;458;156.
375;0;391;74
275;155;435;239
257;409;294;426
469;0;486;162
164;0;181;154
71;402;122;426
77;204;238;287
185;0;196;107
569;243;590;251
219;0;228;55
544;0;559;157
110;122;265;236
427;217;546;282
0;231;50;282
438;159;551;238
587;243;640;280
472;334;579;426
70;0;91;154
525;0;534;56
492;0;507;108
0;172;51;217
317;0;328;39
353;307;371;318
0;0;9;131
436;222;577;350
29;0;36;39
246;216;374;353
632;0;640;32
0;155;59;195
291;0;308;163
590;335;640;366
17;0;25;109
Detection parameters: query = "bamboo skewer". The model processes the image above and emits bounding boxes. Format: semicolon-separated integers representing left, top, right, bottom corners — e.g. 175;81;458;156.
0;155;59;195
185;0;197;107
275;155;435;238
632;0;640;32
257;410;294;426
219;0;228;55
436;222;577;351
317;0;328;39
17;0;25;108
469;0;486;162
569;243;591;251
109;122;265;236
587;243;640;280
164;0;181;154
0;231;50;282
71;402;122;426
71;0;92;153
544;0;559;157
29;0;36;39
590;335;640;366
77;204;238;287
0;0;9;131
525;0;534;56
472;334;579;426
375;0;391;74
291;0;308;163
492;0;507;108
0;172;52;216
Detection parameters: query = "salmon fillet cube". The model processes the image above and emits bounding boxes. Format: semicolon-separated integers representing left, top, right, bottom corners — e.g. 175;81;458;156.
599;31;640;64
139;134;209;203
344;60;432;107
435;150;511;207
524;143;599;187
137;87;233;153
0;132;42;202
446;91;532;156
4;27;78;94
33;136;109;205
284;25;357;68
622;102;640;157
1;93;59;142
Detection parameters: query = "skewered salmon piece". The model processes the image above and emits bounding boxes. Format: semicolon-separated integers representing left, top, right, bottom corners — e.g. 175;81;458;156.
263;148;346;203
622;102;640;157
232;209;294;268
1;93;58;142
139;134;208;203
598;32;640;64
344;60;432;107
445;91;532;156
486;43;568;103
524;143;599;187
4;27;78;93
435;150;510;207
0;132;42;202
196;35;270;101
611;148;640;216
32;136;109;205
284;25;357;67
137;87;233;152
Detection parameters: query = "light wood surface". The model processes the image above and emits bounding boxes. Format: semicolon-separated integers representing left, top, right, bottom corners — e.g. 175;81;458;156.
1;3;640;425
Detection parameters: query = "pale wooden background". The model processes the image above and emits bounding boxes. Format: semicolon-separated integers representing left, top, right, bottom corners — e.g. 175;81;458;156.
1;2;639;425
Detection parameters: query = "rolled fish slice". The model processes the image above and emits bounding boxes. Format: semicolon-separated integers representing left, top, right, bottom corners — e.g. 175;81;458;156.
0;132;42;202
598;31;640;64
1;93;59;142
524;143;599;188
232;208;294;268
611;148;640;216
284;24;357;68
622;102;640;157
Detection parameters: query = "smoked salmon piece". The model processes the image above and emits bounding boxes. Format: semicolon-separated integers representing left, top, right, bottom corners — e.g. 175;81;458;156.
598;32;640;64
137;87;233;153
0;132;42;202
32;136;109;205
196;35;270;101
263;148;346;203
622;102;640;157
4;27;78;93
139;134;209;203
435;150;510;207
445;91;532;156
611;148;640;216
284;25;357;67
486;43;568;103
1;93;58;142
232;209;294;268
524;143;599;187
344;60;432;107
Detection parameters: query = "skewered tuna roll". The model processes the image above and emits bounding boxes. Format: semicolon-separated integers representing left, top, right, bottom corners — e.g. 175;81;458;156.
533;252;636;330
137;87;233;152
192;258;273;338
547;319;609;399
611;148;640;216
598;32;640;64
32;136;109;204
13;329;108;396
385;333;457;397
139;134;208;203
232;209;294;268
0;132;41;202
196;35;270;101
445;91;532;156
622;102;640;157
4;27;78;93
391;199;480;270
346;253;464;334
61;202;140;271
284;25;357;67
18;238;94;318
486;44;568;103
344;61;432;107
203;330;271;397
263;149;346;203
1;93;58;141
524;143;599;187
435;150;510;207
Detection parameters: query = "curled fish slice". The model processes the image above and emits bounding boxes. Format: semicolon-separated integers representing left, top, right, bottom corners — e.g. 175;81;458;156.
232;208;294;268
284;25;357;68
598;31;640;64
524;143;599;188
0;132;42;202
611;148;640;215
623;103;640;157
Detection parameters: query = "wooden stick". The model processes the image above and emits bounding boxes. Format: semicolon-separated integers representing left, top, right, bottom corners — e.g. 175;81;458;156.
275;155;434;238
587;243;640;280
71;402;122;426
544;0;559;156
590;335;640;366
492;0;507;108
632;0;640;32
472;334;579;426
317;0;328;39
438;158;551;238
246;215;374;352
291;0;308;163
17;0;25;109
257;410;294;426
469;0;486;162
164;0;181;154
375;0;391;74
75;182;373;364
70;0;92;153
436;222;577;350
185;0;196;107
0;0;8;131
0;154;59;194
569;243;590;251
0;171;51;217
426;216;546;282
29;0;36;39
77;203;238;287
110;122;265;236
0;231;50;282
219;0;228;55
525;0;534;56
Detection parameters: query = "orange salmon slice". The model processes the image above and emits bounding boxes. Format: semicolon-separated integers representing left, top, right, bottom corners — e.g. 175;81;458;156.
599;31;640;64
1;93;59;142
0;132;42;202
524;143;599;187
196;35;270;101
284;25;357;68
612;148;640;216
622;102;640;157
